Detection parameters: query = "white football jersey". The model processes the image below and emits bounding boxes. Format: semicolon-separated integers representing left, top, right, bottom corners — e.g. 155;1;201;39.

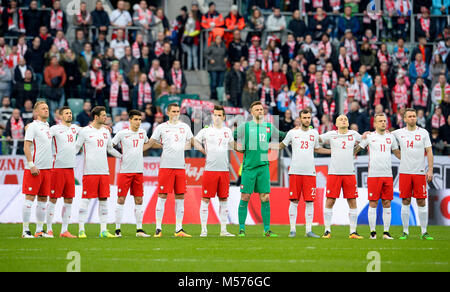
282;128;320;176
24;120;53;170
150;121;194;169
112;128;148;173
195;126;233;171
320;130;361;175
359;132;399;177
392;127;432;175
75;125;120;175
50;124;80;169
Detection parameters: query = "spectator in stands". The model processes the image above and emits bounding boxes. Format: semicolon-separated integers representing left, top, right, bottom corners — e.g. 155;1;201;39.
151;8;167;41
0;37;10;60
113;110;129;133
266;7;286;40
201;2;225;47
1;0;26;38
370;75;391;115
225;61;245;107
119;46;138;76
228;30;248;64
347;100;369;133
279;107;294;133
248;7;265;42
87;58;106;106
392;37;410;70
13;57;32;84
5;108;24;154
74;1;92;39
135;73;152;111
76;100;91;127
337;6;360;39
205;35;227;100
441;93;450;118
429;54;446;89
137;45;154;74
131;33;145;59
392;74;409;113
71;29;86;56
0;59;12;98
158;42;175;75
0;96;13;128
191;1;203;22
133;0;154;44
38;26;53;52
335;76;349;115
148;59;165;88
308;7;332;41
167;60;186;94
21;99;34;125
281;33;300;64
110;29;130;60
431;0;449;39
44;56;66;113
410;35;432;66
181;10;200;71
411;76;430;114
49;0;67;36
441;115;450;154
432;73;450;105
53;30;69;53
127;63;142;90
24;0;43;37
93;31;110;57
154;79;170;99
319;90;337;121
259;76;277;113
110;74;131;118
242;80;259;111
61;49;81;100
13;69;38;108
409;52;429;85
110;0;133;35
267;61;287;93
415;7;436;42
24;37;44;84
288;10;307;43
91;1;110;39
224;5;245;46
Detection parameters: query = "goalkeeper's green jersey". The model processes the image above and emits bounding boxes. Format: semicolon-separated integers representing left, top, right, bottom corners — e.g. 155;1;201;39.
233;120;286;171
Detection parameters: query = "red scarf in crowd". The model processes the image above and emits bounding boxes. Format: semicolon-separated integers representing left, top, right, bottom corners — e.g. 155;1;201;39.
7;8;25;32
54;38;68;51
412;83;428;107
148;67;164;83
138;82;152;107
354;82;368;107
313;81;327;103
90;69;104;89
374;85;385;106
377;50;390;64
318;41;332;59
420;17;430;33
393;83;408;109
338;54;352;74
171;68;182;89
260;86;275;105
323;70;337;89
154;41;164;57
415;60;426;77
76;11;91;24
10;116;24;139
295;95;311;112
110;82;129;107
431;114;445;128
249;45;263;65
344;38;359;61
322;100;335;116
50;9;64;30
132;41;142;58
261;58;272;72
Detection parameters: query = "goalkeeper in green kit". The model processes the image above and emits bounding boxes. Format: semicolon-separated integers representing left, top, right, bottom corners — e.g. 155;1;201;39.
233;101;286;237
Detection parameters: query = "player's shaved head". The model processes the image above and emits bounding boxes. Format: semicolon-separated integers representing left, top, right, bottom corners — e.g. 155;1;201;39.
336;115;349;129
374;113;387;133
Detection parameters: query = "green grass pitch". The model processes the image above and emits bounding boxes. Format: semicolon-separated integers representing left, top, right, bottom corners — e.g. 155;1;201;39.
1;224;449;272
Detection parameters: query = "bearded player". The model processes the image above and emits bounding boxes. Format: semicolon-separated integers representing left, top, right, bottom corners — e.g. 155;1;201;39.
354;113;401;239
319;115;363;239
46;106;80;238
21;101;53;238
147;103;194;238
75;106;123;238
112;109;151;238
392;108;434;240
194;105;235;237
279;109;330;238
234;101;286;237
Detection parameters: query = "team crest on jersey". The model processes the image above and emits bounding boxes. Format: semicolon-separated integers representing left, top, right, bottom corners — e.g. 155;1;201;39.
348;135;353;141
103;133;108;139
180;128;185;134
310;135;315;141
224;132;229;138
386;138;391;144
266;127;270;133
72;128;77;134
139;133;144;139
415;135;421;141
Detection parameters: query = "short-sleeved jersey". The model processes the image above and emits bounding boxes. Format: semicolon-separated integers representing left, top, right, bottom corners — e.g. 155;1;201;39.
392;127;432;175
50;124;80;169
282;128;320;175
150;121;194;169
320;130;361;175
24;120;53;170
75;125;114;175
195;126;233;172
234;120;286;171
359;132;399;177
112;128;149;173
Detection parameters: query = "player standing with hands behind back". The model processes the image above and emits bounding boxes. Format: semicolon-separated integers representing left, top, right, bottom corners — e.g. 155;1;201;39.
392;108;434;240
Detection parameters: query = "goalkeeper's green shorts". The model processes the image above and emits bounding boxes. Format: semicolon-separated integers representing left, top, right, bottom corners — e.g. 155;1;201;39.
240;165;271;194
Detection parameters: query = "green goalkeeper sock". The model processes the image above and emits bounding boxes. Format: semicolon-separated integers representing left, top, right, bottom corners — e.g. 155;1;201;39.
238;200;249;231
261;201;271;233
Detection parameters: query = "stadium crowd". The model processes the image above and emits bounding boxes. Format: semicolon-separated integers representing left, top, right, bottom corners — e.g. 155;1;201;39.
0;0;449;156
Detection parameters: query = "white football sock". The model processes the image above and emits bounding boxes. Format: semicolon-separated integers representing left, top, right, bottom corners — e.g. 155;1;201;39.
175;199;184;232
22;199;33;232
115;203;124;230
368;206;377;232
288;201;298;232
324;207;333;232
61;203;72;233
36;201;46;232
219;200;228;233
135;204;143;230
199;200;209;233
305;202;314;234
418;206;428;235
78;198;90;232
155;197;166;230
99;200;108;232
401;204;410;234
46;201;56;232
382;207;391;232
349;208;358;234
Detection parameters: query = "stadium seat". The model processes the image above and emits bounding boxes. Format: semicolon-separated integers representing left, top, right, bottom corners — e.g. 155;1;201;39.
216;87;225;103
67;98;84;120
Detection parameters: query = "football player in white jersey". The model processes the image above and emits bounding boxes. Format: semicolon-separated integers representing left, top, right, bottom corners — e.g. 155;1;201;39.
194;105;235;237
45;106;80;238
319;115;363;239
21;101;53;238
75;106;122;238
354;113;401;239
279;109;331;238
147;103;195;238
111;109;151;238
392;108;434;240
